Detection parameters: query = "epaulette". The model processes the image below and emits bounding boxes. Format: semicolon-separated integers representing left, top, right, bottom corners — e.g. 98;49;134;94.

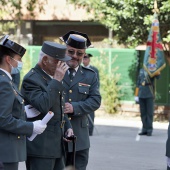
81;66;95;73
24;68;35;78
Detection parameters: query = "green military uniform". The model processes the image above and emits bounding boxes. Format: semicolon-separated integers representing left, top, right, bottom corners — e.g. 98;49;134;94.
11;72;20;88
0;35;34;170
63;66;101;169
60;30;101;170
166;124;170;170
137;68;159;136
0;70;33;163
21;64;72;170
88;65;99;136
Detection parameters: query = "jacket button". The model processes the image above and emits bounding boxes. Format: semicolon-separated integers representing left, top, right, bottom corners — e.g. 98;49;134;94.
18;136;20;139
69;90;72;93
69;117;71;120
69;99;72;102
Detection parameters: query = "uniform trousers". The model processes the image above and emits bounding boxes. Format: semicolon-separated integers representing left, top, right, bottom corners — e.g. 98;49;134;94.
26;156;65;170
139;97;154;133
66;148;89;170
3;162;18;170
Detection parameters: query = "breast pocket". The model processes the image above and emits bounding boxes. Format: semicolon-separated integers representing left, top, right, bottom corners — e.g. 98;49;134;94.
78;86;89;95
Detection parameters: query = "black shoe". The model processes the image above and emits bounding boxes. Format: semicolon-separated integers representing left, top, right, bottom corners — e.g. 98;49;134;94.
147;132;152;136
138;132;147;135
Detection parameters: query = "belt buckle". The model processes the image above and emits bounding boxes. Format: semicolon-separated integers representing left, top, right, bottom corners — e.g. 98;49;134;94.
60;120;65;128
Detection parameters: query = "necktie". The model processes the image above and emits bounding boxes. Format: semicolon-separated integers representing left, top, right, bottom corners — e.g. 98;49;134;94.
69;68;75;80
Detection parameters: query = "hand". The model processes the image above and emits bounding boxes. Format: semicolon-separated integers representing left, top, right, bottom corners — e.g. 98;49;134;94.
134;96;139;103
53;61;69;81
64;102;74;114
33;120;47;134
64;128;74;142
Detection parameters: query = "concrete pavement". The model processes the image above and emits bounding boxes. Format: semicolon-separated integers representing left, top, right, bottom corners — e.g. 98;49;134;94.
19;115;169;170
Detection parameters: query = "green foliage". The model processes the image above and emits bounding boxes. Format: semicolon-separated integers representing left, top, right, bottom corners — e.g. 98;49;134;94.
69;0;170;50
0;22;16;35
91;51;122;114
0;0;46;39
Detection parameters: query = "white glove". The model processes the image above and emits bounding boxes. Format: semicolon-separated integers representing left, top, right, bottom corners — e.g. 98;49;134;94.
33;120;47;134
134;96;139;102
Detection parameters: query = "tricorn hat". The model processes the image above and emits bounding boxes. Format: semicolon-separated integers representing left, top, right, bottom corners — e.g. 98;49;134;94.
0;35;26;57
41;41;71;61
84;53;93;58
59;30;93;49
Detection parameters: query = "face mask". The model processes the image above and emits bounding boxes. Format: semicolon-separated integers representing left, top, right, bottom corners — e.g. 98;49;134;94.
10;58;23;74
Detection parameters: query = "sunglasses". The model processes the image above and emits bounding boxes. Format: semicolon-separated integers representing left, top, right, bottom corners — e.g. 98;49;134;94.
68;50;84;57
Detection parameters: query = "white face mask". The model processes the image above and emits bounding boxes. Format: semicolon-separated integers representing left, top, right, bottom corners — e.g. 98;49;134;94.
10;58;23;74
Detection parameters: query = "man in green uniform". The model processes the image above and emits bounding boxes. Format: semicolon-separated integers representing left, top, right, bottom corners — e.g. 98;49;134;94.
21;41;74;170
83;53;100;136
0;35;46;170
60;31;101;170
136;68;160;136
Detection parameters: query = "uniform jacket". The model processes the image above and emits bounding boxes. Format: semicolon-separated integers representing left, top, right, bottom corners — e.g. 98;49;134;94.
89;65;100;87
63;66;101;152
137;68;159;98
21;64;72;158
166;123;170;157
0;70;33;163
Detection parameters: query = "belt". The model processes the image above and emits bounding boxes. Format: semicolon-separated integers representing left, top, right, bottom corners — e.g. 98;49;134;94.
141;83;152;86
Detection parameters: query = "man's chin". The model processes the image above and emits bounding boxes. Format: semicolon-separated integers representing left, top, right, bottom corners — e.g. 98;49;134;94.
67;60;79;68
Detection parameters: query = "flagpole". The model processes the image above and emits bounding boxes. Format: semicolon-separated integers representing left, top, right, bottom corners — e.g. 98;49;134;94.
153;0;159;14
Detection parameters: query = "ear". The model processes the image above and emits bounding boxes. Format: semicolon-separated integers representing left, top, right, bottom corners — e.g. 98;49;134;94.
4;55;11;64
42;56;48;65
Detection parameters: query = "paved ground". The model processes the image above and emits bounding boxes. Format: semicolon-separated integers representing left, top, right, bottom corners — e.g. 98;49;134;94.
19;114;169;170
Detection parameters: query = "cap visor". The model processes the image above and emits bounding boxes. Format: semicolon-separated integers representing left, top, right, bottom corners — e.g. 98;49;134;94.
57;55;71;61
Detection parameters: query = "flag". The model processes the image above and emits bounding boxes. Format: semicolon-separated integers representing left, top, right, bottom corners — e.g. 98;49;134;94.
143;13;166;77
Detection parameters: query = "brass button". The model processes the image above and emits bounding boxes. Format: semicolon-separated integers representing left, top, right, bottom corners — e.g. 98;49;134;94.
69;117;71;120
85;92;87;94
69;90;72;93
18;136;20;139
69;99;72;102
62;97;64;99
59;91;60;94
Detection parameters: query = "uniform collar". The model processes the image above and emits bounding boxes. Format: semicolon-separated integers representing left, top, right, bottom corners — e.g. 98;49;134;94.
0;68;12;80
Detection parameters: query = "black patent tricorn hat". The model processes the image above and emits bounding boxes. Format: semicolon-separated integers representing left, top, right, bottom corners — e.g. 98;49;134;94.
41;41;71;61
84;53;93;58
0;35;26;57
59;30;93;49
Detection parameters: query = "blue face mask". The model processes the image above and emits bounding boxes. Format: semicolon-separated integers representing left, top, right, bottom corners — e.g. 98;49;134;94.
10;58;23;74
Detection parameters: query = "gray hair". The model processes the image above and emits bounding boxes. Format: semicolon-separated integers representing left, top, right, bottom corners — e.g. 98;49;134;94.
38;50;47;62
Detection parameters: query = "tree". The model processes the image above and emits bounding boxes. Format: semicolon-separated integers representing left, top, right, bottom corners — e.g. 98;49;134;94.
68;0;170;54
0;0;47;43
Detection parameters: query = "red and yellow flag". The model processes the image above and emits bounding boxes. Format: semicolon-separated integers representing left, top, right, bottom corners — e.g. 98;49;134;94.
143;13;166;77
